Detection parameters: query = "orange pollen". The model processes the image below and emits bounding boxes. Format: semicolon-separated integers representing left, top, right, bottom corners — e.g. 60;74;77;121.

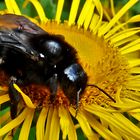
21;84;70;108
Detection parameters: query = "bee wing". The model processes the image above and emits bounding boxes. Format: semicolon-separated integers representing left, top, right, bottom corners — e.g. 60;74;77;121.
0;14;46;60
0;14;45;34
0;28;39;60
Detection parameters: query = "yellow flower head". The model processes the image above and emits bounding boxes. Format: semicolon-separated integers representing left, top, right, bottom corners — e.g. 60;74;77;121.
0;0;140;140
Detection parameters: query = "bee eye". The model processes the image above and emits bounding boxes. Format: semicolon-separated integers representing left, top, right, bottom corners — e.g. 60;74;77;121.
64;63;87;89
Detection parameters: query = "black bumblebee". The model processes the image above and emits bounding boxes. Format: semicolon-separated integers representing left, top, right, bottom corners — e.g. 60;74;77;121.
0;14;115;119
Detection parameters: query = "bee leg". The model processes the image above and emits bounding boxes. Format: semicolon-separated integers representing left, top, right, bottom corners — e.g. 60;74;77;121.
47;73;58;102
8;77;20;119
75;88;82;118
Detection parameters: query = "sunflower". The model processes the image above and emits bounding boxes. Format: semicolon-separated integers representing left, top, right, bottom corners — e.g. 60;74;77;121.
0;0;140;139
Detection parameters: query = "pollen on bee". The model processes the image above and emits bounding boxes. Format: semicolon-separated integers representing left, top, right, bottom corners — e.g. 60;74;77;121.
55;87;70;107
21;84;70;108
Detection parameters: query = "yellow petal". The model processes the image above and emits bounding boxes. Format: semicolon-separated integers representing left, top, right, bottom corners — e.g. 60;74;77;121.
115;86;123;104
130;112;140;121
111;29;140;43
130;67;140;74
13;84;35;109
85;104;117;113
109;125;123;140
105;23;126;39
111;101;140;112
128;15;140;22
110;0;115;16
114;36;138;47
0;94;9;104
5;0;21;15
77;0;93;27
83;110;119;140
99;0;139;36
120;39;140;54
127;78;140;88
0;108;28;136
120;38;140;51
19;108;34;140
23;0;47;23
129;109;140;120
85;106;140;139
89;14;99;32
112;113;140;138
105;14;140;39
59;106;69;139
84;3;95;30
44;107;53;140
55;0;64;23
1;111;10;125
36;107;48;140
70;107;95;140
129;59;140;68
68;0;80;26
92;0;103;33
59;106;77;140
3;132;13;140
44;107;60;140
67;111;77;140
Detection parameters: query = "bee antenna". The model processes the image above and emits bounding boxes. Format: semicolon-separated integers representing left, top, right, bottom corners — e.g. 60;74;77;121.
87;84;116;102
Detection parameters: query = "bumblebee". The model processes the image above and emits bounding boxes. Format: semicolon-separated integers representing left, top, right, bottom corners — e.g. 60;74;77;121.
0;14;115;119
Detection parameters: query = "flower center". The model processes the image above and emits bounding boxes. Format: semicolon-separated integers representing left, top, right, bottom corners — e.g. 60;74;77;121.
80;41;130;106
42;22;130;106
